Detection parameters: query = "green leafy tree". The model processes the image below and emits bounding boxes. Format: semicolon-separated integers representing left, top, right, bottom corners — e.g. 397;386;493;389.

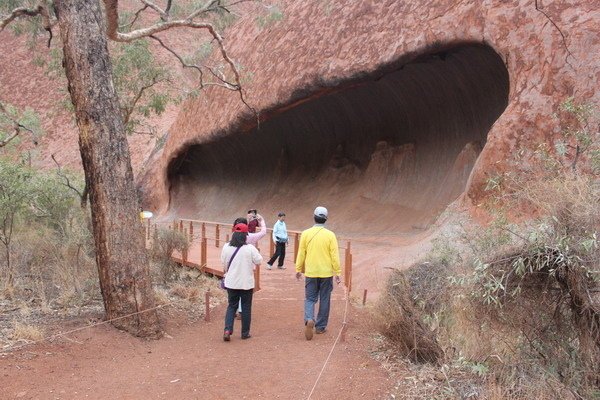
1;0;252;337
0;160;34;286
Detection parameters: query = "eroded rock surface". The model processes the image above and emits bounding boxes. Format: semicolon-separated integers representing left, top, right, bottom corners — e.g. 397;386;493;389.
140;0;599;230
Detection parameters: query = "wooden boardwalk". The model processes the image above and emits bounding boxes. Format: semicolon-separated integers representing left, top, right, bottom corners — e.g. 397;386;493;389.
146;219;354;293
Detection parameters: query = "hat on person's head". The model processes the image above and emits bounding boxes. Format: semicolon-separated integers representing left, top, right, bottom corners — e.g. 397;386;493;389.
247;209;257;214
278;212;286;217
314;206;328;220
234;223;249;233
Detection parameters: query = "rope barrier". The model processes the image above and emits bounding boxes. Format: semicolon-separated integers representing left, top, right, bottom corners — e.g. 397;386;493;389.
0;297;192;354
306;285;351;400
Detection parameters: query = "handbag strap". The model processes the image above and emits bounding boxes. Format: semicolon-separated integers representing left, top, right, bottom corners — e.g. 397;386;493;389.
306;227;325;249
225;245;243;273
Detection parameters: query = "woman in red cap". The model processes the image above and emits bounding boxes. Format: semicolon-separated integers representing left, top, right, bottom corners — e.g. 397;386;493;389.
221;223;263;341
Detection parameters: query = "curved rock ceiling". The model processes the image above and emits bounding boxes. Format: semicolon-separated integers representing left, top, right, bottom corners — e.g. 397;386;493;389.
166;44;509;232
140;0;598;235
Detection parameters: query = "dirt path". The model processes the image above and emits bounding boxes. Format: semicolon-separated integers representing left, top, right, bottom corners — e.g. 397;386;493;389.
0;258;392;400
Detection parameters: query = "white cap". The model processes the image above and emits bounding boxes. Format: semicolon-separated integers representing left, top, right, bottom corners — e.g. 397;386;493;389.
314;206;328;219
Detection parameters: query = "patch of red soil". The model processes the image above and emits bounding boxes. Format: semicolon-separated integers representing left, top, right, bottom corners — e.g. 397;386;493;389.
0;258;392;400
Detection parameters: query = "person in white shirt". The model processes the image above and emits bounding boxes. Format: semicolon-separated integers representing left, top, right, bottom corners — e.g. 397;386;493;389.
231;214;267;318
221;223;263;341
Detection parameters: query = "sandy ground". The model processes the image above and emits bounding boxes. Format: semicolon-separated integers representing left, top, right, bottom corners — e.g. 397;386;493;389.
0;251;395;400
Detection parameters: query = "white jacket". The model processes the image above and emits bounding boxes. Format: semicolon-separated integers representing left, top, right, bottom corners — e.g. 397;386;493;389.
221;244;263;290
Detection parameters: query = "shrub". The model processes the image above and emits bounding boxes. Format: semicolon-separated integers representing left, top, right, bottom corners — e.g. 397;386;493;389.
151;228;190;284
380;99;599;398
0;159;97;307
373;270;444;364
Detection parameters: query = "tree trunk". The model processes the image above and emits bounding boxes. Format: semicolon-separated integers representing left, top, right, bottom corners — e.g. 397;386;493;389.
5;242;13;288
55;0;161;338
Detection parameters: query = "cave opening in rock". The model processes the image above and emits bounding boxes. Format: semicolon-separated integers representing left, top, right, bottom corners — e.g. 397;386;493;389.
167;44;509;233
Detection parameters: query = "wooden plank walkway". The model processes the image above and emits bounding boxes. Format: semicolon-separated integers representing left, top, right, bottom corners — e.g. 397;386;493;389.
145;218;354;293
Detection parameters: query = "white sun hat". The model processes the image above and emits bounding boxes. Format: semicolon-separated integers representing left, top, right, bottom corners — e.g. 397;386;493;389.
313;206;328;219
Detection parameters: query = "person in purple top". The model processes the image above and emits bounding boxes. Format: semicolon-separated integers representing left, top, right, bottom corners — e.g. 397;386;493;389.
247;209;259;233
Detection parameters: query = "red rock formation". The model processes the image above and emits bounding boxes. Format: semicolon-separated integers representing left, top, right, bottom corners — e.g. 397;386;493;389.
142;1;598;231
143;0;600;228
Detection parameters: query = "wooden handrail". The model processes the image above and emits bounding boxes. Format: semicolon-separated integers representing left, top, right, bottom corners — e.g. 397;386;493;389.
148;217;354;293
176;218;349;249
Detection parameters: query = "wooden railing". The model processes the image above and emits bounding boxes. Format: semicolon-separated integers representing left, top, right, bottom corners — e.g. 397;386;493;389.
145;218;354;292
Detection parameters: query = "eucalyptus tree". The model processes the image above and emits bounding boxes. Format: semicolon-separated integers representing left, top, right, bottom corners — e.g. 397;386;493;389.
0;0;252;337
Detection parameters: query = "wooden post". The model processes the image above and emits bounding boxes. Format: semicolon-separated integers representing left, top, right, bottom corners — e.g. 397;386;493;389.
179;220;184;233
201;222;206;239
153;223;158;243
362;289;368;306
294;232;299;258
201;237;207;267
172;220;177;230
146;218;151;240
269;232;275;256
344;246;351;291
254;266;260;292
215;224;220;248
183;228;188;262
189;221;194;241
347;252;353;293
204;291;211;322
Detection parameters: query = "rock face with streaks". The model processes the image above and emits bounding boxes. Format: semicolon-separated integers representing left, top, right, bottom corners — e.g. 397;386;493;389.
140;0;599;232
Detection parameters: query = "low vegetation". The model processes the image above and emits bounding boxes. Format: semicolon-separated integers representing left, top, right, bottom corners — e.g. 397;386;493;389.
0;159;217;350
376;99;599;399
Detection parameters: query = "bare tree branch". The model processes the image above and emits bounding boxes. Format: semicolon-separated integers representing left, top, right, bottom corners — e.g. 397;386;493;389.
149;34;205;84
0;1;56;47
0;102;38;148
119;4;149;29
0;6;41;32
103;0;258;118
186;0;221;20
140;0;168;21
51;154;88;207
150;34;243;90
148;34;257;119
39;0;56;47
0;128;20;148
122;75;162;126
164;0;173;18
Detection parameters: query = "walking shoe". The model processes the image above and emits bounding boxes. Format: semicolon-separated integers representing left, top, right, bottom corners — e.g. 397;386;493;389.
316;328;327;334
223;330;231;342
305;319;315;341
266;263;272;270
241;334;252;340
277;266;286;269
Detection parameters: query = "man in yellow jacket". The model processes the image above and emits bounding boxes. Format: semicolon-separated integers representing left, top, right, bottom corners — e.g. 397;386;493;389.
295;206;341;340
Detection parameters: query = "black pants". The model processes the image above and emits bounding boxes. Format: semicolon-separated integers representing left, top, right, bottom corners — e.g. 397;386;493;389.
268;242;286;267
224;288;253;337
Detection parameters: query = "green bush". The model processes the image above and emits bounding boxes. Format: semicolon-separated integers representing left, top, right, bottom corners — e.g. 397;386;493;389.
0;158;97;306
151;228;190;284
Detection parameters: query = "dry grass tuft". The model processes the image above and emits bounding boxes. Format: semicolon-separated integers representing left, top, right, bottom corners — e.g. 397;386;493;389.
373;270;444;364
11;321;44;342
154;288;170;305
169;284;200;302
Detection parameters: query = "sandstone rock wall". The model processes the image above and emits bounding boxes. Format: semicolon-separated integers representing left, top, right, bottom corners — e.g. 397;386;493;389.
142;0;599;223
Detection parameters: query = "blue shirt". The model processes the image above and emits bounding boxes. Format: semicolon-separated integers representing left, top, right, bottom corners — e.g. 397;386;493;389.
272;220;288;243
